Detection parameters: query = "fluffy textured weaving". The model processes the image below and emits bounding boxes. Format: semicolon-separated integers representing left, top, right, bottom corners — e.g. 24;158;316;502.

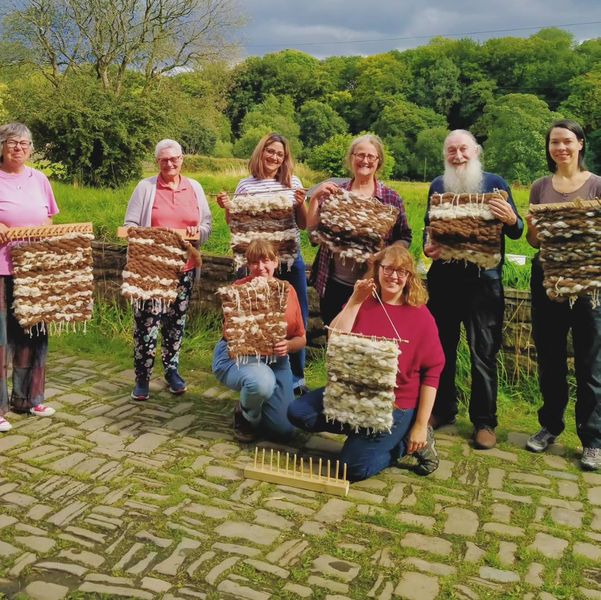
121;227;189;310
323;329;400;433
428;191;508;269
217;276;290;360
229;193;298;270
312;189;400;263
11;233;94;334
530;198;601;306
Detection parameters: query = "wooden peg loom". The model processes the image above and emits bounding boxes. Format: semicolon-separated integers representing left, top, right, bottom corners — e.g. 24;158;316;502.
244;447;350;497
7;222;93;240
117;226;199;241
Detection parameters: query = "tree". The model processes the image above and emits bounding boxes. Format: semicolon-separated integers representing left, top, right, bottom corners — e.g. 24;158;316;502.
480;94;561;184
299;100;347;149
3;0;242;94
413;126;449;182
560;67;601;131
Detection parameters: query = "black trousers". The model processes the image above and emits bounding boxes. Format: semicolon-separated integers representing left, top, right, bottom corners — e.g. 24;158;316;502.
320;279;354;327
427;266;504;428
531;258;601;448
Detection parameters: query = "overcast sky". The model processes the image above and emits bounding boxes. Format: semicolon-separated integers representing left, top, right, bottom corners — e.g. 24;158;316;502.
237;0;601;58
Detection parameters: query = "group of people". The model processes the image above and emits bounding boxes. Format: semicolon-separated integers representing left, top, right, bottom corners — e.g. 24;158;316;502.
0;120;598;477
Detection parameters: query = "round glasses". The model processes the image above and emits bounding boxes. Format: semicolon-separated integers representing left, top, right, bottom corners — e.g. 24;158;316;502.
352;152;379;163
380;264;409;278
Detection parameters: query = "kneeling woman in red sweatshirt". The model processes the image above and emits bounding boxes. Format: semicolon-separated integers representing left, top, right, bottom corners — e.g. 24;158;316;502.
288;243;444;481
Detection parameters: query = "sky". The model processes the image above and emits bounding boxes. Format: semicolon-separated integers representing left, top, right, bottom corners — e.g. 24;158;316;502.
237;0;601;58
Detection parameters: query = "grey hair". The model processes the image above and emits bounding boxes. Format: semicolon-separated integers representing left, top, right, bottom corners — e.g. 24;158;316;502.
345;133;386;174
155;139;182;159
0;123;34;162
443;129;482;157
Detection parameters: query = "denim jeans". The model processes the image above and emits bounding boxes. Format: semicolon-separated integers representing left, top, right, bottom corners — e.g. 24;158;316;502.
288;387;416;482
278;254;308;388
212;339;295;441
427;265;503;428
531;257;601;448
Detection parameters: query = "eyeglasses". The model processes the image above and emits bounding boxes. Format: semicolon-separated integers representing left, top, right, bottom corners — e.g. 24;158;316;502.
353;152;379;163
158;156;182;164
264;148;285;159
380;264;409;278
5;140;31;149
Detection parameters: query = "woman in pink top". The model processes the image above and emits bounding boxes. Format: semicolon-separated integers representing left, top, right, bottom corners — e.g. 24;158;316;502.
288;243;444;481
0;123;59;433
124;139;212;401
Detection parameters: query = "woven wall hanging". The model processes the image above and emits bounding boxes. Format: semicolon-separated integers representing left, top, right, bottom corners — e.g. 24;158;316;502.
229;193;298;271
312;189;400;264
121;227;190;310
530;198;601;306
323;328;401;433
10;230;95;334
217;276;290;361
428;191;508;269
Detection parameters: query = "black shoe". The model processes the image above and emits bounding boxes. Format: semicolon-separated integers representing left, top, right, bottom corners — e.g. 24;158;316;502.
429;414;456;430
233;405;256;443
413;425;439;476
294;384;309;396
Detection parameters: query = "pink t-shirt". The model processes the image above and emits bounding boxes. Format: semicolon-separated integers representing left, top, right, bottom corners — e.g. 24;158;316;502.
0;167;59;275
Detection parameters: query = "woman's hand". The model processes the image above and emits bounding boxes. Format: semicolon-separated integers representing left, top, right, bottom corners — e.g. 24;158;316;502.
348;278;376;306
273;339;289;357
294;188;307;206
185;225;200;238
525;213;540;248
424;242;442;260
488;195;517;225
216;191;231;210
0;223;9;245
312;182;339;203
406;422;428;455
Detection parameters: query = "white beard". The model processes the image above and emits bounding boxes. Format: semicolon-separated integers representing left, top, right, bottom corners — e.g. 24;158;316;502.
443;158;484;194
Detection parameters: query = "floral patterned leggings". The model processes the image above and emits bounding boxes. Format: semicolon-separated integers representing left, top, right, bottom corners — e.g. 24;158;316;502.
133;270;195;382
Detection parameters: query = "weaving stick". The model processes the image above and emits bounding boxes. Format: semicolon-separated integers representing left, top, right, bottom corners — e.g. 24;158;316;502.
117;226;199;241
244;447;350;496
7;222;93;240
529;198;601;212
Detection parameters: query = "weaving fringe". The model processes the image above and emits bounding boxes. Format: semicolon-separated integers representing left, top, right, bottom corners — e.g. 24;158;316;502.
10;232;95;335
530;198;601;306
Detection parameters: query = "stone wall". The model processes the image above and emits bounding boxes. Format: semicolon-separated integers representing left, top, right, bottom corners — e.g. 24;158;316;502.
92;242;540;378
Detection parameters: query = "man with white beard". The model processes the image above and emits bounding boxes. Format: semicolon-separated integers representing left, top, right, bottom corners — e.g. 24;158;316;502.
424;130;523;449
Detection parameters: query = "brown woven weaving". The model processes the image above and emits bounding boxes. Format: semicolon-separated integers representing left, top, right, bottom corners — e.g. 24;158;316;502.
229;193;298;271
217;277;290;360
428;191;508;269
312;189;400;263
530;198;601;305
121;227;189;309
10;232;95;334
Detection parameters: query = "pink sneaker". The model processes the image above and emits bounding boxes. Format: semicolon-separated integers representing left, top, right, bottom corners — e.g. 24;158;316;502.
30;405;55;417
0;417;11;432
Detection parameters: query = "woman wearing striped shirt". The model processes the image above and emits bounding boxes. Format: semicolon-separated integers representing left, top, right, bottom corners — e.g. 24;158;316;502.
216;133;309;394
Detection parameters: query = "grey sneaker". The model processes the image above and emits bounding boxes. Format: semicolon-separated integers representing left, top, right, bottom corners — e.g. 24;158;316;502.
581;447;601;471
413;425;439;476
526;428;556;453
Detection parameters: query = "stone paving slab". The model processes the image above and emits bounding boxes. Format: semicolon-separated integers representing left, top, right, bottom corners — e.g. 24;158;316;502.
0;352;600;599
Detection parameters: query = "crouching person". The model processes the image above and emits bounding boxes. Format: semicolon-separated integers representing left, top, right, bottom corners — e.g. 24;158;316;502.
212;240;306;443
288;243;444;482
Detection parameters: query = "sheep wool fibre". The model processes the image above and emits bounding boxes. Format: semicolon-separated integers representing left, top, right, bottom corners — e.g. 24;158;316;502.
428;190;509;269
323;329;400;433
313;189;400;263
217;276;290;361
530;198;601;306
121;227;189;310
10;232;94;334
228;193;298;271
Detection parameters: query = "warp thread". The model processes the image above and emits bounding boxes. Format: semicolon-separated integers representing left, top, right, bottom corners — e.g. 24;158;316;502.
10;232;95;335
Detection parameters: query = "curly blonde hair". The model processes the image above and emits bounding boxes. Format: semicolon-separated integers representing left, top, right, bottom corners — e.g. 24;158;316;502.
364;243;428;307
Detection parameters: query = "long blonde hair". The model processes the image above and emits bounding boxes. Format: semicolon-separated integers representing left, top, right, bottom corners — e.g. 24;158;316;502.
364;243;428;307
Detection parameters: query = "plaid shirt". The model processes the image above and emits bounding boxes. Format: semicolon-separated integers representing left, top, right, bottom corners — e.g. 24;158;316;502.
310;179;412;297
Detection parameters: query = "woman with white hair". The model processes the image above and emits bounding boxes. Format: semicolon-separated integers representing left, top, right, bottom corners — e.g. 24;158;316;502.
124;139;212;401
0;122;59;433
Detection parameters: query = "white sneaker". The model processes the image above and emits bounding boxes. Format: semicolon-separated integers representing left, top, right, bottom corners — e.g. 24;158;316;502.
0;417;11;432
581;447;601;471
526;428;556;453
30;405;55;417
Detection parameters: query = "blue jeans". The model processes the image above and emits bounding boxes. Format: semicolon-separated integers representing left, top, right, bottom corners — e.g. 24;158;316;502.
278;254;308;388
212;339;295;441
288;388;415;482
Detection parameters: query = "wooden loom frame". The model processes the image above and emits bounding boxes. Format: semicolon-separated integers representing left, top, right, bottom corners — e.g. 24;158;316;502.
7;222;93;240
117;226;200;241
244;447;350;497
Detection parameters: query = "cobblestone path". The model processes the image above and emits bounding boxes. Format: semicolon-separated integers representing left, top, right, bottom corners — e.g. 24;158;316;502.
1;353;601;600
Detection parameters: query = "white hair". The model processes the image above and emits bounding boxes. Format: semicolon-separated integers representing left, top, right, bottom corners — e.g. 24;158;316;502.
155;139;182;159
443;129;481;156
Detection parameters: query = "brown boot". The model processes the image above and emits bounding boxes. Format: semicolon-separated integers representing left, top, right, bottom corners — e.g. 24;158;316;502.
473;426;496;449
233;405;256;443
